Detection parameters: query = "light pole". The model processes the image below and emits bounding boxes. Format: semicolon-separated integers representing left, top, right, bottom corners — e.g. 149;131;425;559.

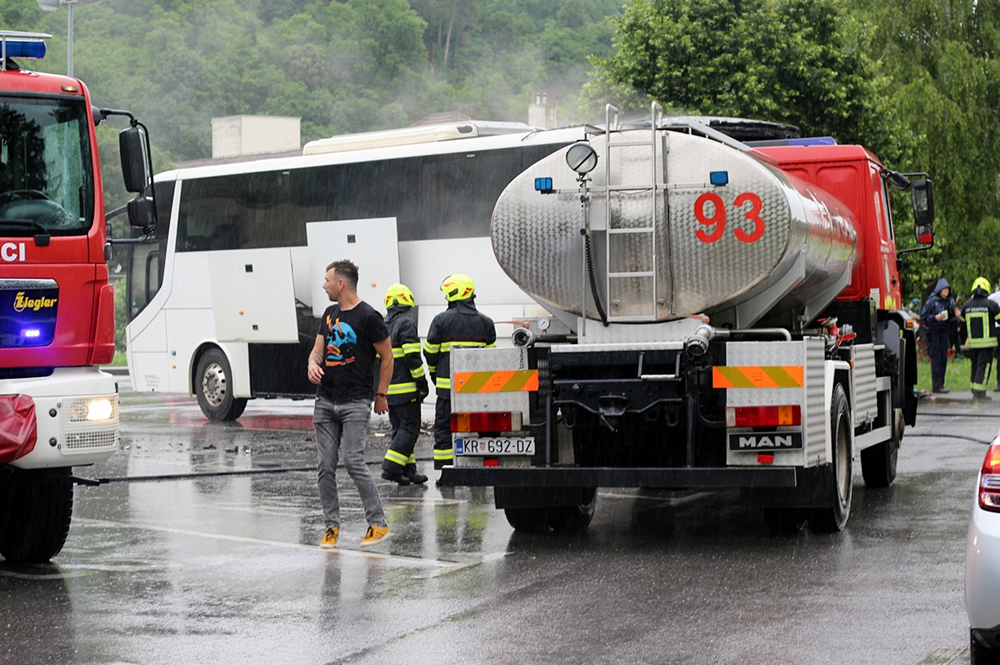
35;0;102;77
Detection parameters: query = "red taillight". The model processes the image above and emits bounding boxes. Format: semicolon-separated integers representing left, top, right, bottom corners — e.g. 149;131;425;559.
450;411;514;433
979;443;1000;512
725;405;801;428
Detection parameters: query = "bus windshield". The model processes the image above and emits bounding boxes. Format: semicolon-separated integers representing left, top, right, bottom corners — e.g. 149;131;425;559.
0;95;93;237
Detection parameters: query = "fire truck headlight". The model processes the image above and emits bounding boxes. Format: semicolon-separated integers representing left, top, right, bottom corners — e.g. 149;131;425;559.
86;398;114;421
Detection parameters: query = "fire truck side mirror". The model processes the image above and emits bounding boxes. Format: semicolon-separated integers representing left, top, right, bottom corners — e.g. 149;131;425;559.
911;178;935;244
119;125;151;194
126;196;155;229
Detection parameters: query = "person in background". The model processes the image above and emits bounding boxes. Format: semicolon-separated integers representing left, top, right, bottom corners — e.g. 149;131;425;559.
380;283;430;486
921;278;959;394
988;280;1000;391
960;277;1000;400
423;274;496;484
307;260;392;548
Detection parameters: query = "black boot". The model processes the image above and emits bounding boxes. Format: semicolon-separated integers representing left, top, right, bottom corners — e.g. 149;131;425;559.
381;469;412;486
405;465;428;484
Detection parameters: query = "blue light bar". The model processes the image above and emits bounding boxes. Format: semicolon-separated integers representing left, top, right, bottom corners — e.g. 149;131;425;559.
788;137;836;146
535;177;554;193
5;41;46;60
710;171;729;186
21;328;41;339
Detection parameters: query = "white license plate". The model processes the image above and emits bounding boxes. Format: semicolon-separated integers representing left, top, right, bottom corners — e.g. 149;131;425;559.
455;437;535;456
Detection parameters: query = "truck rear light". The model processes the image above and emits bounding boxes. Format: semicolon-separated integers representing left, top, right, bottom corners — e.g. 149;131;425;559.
979;443;1000;512
725;405;801;428
450;411;518;433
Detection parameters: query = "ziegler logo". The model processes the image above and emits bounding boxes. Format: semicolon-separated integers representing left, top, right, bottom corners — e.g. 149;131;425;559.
13;291;58;312
728;432;803;451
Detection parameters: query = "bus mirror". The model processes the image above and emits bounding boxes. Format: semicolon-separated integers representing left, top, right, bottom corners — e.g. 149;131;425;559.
911;178;935;229
120;125;151;194
127;196;155;229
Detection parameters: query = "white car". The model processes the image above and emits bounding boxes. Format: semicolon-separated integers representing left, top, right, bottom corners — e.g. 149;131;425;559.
966;439;1000;664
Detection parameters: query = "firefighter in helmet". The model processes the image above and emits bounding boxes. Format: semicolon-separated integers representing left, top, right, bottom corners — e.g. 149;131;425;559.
423;274;496;482
960;277;1000;400
380;283;430;485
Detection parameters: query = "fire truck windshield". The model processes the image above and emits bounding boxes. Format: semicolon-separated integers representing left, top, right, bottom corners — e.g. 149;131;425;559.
0;95;93;237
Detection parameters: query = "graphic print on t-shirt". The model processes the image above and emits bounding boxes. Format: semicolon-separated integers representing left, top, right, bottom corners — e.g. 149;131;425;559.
325;314;358;366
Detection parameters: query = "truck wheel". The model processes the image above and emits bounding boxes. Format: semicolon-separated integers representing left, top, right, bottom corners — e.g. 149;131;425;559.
763;507;808;534
0;468;73;563
810;384;853;533
504;507;551;533
548;488;598;532
196;348;248;421
860;407;900;488
971;630;1000;665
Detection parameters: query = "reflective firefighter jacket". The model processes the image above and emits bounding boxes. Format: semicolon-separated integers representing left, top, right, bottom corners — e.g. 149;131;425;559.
384;305;428;405
960;293;1000;349
423;299;496;398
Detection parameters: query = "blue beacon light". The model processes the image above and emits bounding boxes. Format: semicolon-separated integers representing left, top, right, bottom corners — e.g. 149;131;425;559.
710;171;729;186
535;177;554;194
5;41;46;59
21;328;41;339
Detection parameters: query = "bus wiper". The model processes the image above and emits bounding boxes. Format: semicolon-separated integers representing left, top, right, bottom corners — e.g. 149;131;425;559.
0;218;52;245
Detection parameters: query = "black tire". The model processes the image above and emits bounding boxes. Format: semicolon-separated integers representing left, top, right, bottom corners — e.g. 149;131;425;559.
0;468;73;563
861;408;900;488
504;507;551;533
195;348;248;421
548;488;598;532
763;507;808;535
810;383;853;533
971;630;1000;665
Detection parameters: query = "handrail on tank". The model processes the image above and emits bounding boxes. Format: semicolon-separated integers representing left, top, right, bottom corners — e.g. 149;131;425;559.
684;324;792;357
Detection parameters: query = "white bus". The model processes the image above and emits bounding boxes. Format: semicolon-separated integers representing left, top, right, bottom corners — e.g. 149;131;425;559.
124;121;583;420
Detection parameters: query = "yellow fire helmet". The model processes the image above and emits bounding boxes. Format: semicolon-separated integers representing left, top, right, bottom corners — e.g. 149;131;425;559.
973;277;992;294
384;283;415;308
440;273;475;302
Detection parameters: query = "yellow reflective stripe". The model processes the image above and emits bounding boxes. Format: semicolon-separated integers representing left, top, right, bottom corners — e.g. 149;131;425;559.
407;454;417;465
434;449;454;460
392;347;406;358
410;366;426;378
387;382;417;395
486;342;496;348
402;343;421;354
440;341;490;352
427;365;436;374
436;377;452;389
384;449;409;465
423;341;440;353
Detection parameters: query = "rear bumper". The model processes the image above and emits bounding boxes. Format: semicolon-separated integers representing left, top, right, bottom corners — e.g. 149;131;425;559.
439;465;798;488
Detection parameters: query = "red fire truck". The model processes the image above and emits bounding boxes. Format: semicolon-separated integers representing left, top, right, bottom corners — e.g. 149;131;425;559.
0;31;155;562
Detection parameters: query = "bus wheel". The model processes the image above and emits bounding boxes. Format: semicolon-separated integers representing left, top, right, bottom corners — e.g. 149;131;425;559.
810;384;853;533
0;468;73;563
196;348;248;421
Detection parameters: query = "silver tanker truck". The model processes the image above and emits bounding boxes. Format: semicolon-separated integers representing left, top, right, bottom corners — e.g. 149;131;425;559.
439;105;935;534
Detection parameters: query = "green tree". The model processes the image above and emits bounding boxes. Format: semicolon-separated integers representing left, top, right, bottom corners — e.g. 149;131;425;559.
584;0;893;154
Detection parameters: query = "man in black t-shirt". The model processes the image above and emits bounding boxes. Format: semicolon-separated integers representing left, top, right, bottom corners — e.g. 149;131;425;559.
307;260;393;548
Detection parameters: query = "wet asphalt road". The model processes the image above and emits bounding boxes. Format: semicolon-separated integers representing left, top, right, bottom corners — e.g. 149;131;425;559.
0;380;996;665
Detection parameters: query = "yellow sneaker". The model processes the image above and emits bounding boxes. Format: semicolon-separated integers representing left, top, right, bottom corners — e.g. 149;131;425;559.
360;524;389;546
320;527;339;548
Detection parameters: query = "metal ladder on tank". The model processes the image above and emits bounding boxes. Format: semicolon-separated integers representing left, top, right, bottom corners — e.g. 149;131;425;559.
603;102;666;322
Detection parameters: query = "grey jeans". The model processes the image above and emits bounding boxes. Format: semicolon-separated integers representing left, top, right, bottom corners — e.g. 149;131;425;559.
313;397;386;529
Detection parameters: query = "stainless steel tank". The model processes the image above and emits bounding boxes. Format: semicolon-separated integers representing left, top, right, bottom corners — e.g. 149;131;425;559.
491;129;857;328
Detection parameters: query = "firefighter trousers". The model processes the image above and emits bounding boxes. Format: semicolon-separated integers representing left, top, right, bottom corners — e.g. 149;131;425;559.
383;400;421;473
433;396;454;470
971;347;995;392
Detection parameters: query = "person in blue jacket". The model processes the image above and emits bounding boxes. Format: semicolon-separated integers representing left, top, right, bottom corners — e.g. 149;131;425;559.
921;278;959;393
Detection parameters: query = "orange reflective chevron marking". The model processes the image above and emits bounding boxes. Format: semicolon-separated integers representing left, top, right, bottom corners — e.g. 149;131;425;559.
454;370;539;393
712;366;804;388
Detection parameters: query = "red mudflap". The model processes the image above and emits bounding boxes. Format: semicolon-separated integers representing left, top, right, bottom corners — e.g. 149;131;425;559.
0;395;38;464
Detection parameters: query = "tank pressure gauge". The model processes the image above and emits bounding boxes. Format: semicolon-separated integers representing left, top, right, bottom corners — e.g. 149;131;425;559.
566;142;598;175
